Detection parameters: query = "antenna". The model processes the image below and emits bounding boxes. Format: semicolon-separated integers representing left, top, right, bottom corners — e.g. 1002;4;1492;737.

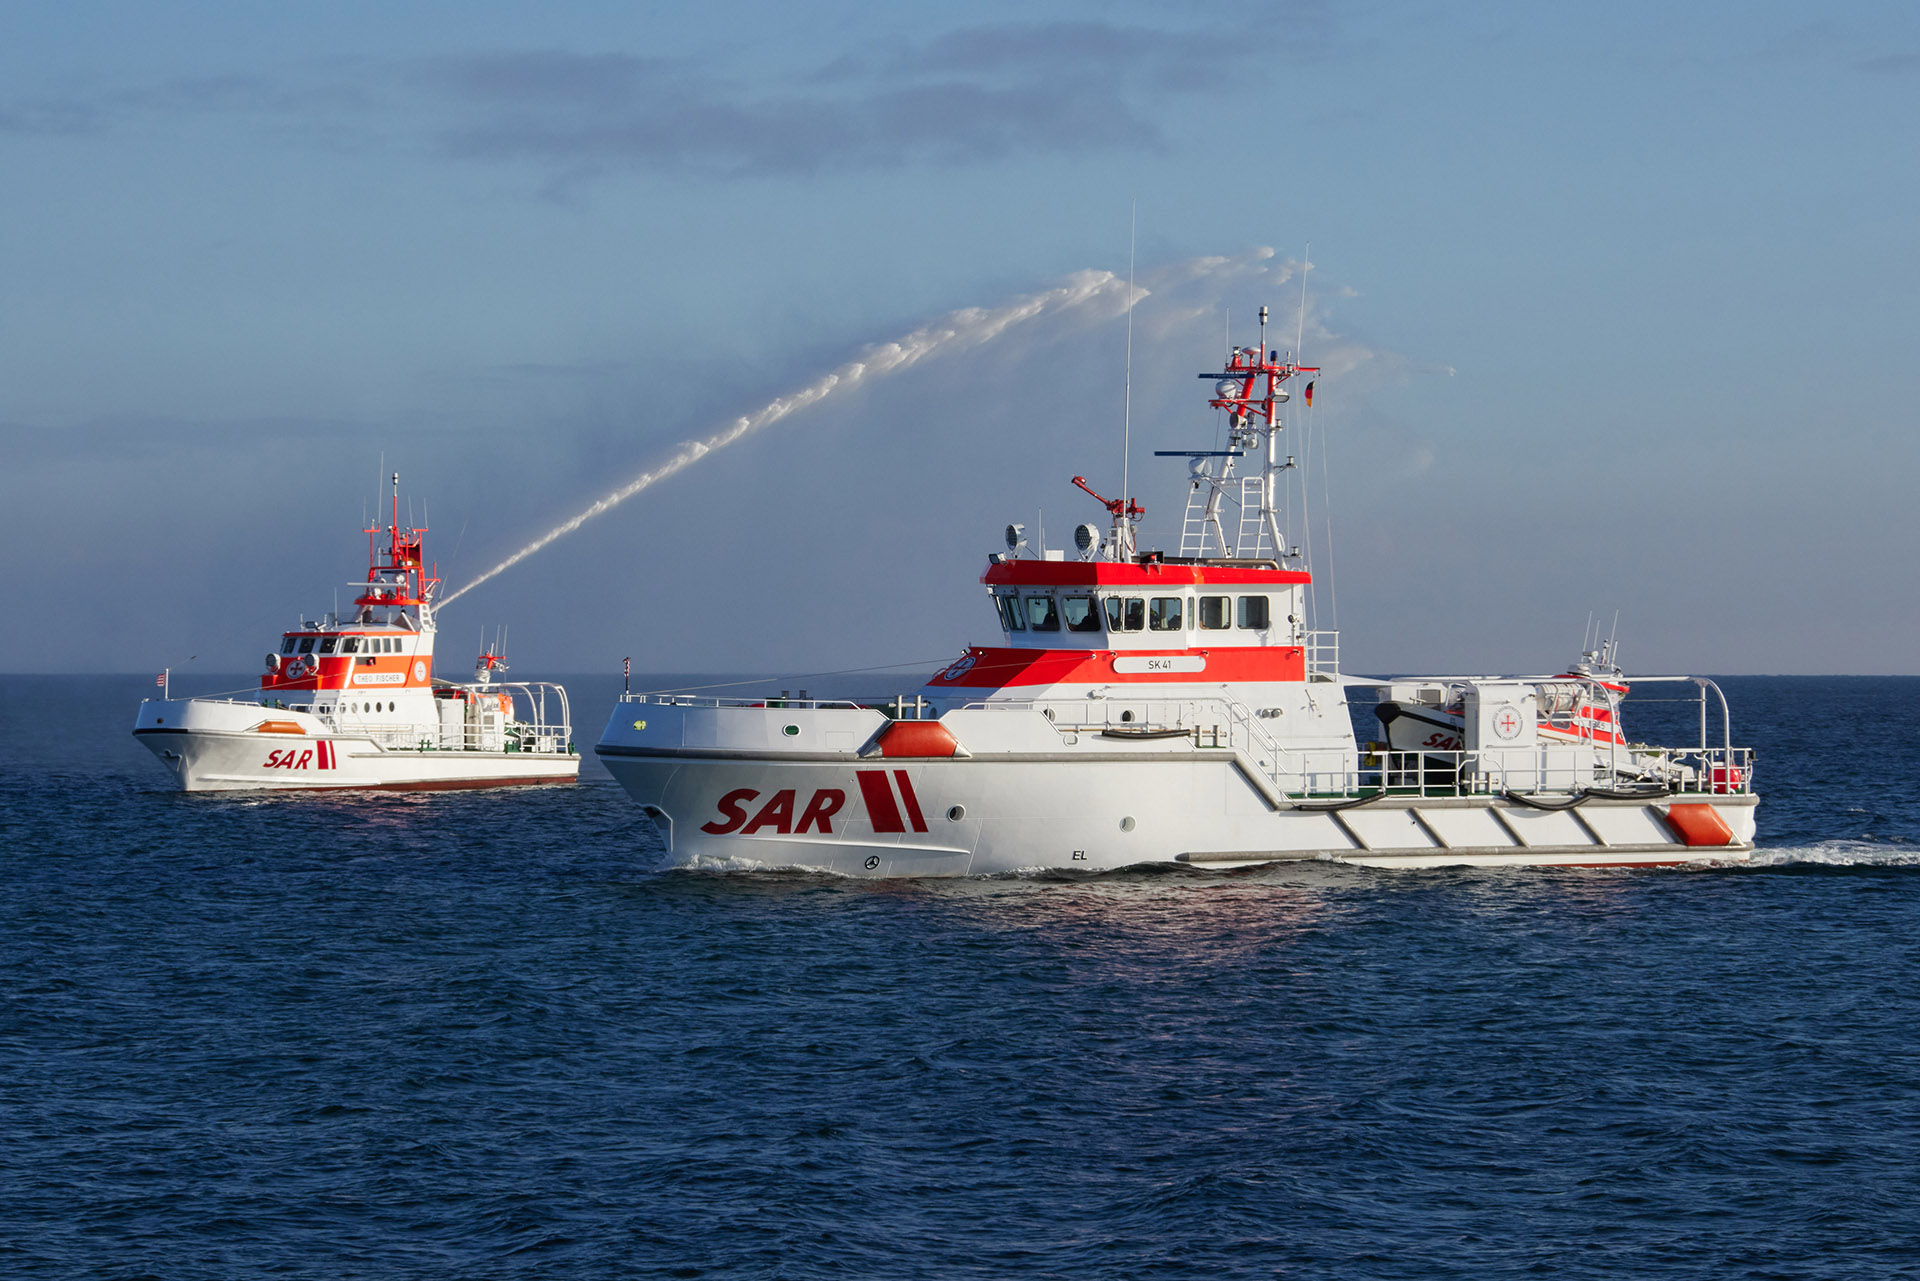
1120;203;1136;547
1296;242;1309;365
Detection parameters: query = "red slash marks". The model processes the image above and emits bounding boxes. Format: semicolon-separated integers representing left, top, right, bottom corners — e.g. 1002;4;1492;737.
856;769;928;834
261;741;338;771
699;772;929;836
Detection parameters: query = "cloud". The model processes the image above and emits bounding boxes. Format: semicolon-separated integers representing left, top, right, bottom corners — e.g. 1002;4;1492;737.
0;8;1335;179
431;61;1162;179
421;17;1274;182
0;97;101;136
1856;52;1920;74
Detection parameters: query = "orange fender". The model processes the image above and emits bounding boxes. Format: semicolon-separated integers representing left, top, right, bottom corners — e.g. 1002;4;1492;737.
1663;802;1734;847
869;720;965;759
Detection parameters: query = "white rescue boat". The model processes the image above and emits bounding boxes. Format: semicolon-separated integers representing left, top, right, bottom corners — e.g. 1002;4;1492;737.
596;311;1755;873
135;475;580;792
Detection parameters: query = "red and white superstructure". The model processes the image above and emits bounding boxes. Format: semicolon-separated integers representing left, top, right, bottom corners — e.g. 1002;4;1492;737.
134;475;579;792
597;312;1756;873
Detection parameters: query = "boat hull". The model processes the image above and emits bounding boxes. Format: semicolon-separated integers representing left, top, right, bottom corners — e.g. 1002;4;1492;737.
135;699;578;793
597;747;1756;876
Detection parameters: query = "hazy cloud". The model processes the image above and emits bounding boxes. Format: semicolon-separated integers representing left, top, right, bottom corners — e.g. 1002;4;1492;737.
1857;52;1920;74
422;20;1248;181
0;10;1333;181
0;97;101;136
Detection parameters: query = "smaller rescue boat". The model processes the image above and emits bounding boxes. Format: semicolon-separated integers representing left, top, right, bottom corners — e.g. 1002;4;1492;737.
134;474;579;792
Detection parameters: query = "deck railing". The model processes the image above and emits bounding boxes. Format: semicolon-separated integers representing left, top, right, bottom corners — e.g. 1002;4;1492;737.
612;683;1753;802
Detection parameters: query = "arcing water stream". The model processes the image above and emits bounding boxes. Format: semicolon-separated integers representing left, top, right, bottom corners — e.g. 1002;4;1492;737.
440;268;1140;605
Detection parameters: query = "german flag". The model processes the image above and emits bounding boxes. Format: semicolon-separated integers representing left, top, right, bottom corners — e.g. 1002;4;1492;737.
1303;381;1315;407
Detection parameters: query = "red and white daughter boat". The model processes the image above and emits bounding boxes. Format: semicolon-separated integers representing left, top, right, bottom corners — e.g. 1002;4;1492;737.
135;476;578;792
596;314;1756;873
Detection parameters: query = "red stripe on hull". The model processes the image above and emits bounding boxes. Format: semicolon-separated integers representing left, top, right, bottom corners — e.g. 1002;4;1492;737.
893;770;929;832
856;770;906;833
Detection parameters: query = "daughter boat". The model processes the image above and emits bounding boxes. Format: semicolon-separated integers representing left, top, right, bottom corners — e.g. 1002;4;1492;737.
134;476;579;792
596;316;1754;873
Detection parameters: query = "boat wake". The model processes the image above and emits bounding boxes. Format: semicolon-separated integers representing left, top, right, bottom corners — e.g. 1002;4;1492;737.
1744;842;1920;869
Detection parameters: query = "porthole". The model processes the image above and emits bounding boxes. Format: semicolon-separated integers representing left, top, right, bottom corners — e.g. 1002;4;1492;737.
1120;816;1137;832
783;724;800;737
1120;710;1135;723
948;805;966;822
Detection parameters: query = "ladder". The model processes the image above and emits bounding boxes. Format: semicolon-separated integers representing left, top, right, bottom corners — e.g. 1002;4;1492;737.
1233;476;1272;559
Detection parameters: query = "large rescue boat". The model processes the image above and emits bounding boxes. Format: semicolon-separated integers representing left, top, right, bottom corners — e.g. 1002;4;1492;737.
596;312;1755;873
135;476;579;792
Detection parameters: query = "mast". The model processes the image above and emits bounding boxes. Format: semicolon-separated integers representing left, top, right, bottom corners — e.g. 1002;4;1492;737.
359;471;439;632
1182;306;1317;563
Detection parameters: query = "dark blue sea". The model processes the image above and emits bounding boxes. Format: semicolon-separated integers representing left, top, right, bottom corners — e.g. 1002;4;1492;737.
3;674;1918;1279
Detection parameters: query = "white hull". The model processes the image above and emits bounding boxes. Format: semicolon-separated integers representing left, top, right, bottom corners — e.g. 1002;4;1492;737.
597;703;1754;876
136;698;578;793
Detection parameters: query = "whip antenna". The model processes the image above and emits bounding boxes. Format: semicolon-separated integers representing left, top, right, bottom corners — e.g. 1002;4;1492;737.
1120;203;1136;551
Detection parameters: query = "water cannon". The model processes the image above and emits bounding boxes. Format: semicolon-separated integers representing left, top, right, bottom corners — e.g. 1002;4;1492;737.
1070;476;1143;523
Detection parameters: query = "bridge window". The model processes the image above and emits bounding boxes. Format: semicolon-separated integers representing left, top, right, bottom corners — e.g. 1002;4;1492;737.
1198;595;1230;629
281;638;296;655
1063;595;1101;633
1026;594;1060;632
1105;597;1146;631
342;637;361;654
318;637;338;654
1237;595;1270;629
995;594;1025;632
1149;597;1184;631
297;637;315;654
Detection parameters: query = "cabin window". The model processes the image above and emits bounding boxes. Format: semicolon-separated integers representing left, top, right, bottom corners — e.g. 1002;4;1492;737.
1026;594;1060;632
1106;597;1146;631
318;637;338;654
995;593;1024;632
1198;595;1231;629
281;638;296;655
1149;597;1184;631
1062;595;1101;633
297;637;315;654
1238;595;1270;629
342;637;361;654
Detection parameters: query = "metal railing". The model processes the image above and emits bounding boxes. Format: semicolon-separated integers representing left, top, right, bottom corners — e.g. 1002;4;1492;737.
955;689;1753;802
616;693;866;711
321;681;574;755
612;679;1753;803
1304;630;1339;679
1364;744;1754;798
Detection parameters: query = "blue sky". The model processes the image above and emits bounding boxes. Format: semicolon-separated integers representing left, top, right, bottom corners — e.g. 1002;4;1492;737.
3;1;1917;678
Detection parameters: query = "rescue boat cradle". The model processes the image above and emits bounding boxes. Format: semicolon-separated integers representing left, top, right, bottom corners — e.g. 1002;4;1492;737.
134;475;579;793
596;313;1756;874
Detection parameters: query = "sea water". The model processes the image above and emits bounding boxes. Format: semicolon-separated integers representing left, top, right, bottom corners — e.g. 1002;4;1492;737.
2;675;1917;1278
